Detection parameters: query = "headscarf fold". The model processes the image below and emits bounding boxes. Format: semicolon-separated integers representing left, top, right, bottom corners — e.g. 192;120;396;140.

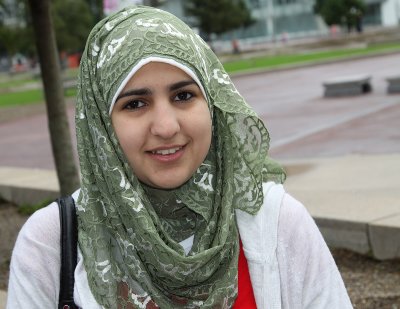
76;5;285;308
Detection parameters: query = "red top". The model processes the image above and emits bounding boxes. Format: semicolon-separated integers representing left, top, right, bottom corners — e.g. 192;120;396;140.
232;242;257;308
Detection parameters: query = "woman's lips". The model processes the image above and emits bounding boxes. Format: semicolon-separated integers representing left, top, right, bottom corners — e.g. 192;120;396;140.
147;145;186;162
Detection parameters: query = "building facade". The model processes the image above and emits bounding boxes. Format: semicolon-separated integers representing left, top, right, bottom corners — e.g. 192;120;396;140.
156;0;400;42
364;0;400;26
159;0;327;40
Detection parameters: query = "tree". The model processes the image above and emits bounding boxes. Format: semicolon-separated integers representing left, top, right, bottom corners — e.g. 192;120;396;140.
87;0;104;23
27;0;80;196
1;0;100;56
0;0;33;64
0;26;27;56
185;0;254;39
53;0;95;52
314;0;366;32
143;0;166;7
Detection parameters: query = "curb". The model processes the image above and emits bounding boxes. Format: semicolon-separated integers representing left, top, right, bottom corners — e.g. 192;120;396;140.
0;167;59;206
282;154;400;260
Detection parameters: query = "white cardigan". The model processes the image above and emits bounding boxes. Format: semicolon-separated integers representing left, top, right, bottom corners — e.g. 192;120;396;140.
7;183;352;308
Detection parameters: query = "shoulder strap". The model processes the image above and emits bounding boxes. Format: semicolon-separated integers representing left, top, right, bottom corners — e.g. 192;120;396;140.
57;196;78;309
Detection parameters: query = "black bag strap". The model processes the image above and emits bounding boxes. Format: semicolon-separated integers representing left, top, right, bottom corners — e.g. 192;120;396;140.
57;196;78;309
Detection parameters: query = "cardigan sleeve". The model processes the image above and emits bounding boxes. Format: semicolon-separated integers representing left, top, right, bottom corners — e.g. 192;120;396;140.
7;202;60;308
277;193;353;309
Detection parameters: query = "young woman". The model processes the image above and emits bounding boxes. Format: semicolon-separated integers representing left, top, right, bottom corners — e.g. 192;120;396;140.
7;6;353;309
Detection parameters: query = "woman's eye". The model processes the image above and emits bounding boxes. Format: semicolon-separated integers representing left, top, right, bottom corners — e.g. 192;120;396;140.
174;91;193;102
123;100;146;110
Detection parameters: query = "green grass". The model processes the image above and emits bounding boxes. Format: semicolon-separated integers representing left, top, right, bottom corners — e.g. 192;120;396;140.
0;87;77;107
223;41;400;73
0;67;79;107
0;89;44;107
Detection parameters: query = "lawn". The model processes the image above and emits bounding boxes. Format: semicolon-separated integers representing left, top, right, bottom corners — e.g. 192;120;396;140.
0;87;77;108
223;42;400;73
0;89;44;107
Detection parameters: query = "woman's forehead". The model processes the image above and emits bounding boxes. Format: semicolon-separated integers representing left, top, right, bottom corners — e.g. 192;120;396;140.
123;62;193;88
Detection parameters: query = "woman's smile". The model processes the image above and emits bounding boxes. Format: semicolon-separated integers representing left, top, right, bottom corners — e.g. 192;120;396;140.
147;144;186;162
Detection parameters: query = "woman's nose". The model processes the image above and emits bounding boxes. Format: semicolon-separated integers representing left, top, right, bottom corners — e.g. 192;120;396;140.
150;102;180;139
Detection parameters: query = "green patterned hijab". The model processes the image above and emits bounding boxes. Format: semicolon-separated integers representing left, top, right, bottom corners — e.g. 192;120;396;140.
76;5;285;308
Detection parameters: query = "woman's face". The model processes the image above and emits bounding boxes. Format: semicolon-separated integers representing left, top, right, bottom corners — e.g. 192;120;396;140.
111;62;212;189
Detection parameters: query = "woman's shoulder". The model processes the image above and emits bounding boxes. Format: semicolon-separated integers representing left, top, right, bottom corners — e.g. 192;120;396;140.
20;189;80;246
16;201;60;253
276;191;353;307
7;201;63;308
263;182;310;220
279;191;315;231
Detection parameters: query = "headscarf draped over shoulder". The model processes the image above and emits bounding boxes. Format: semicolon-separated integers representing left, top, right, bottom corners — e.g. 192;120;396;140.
76;5;285;308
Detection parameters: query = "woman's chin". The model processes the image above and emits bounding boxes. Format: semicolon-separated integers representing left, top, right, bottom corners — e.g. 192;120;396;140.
140;176;191;190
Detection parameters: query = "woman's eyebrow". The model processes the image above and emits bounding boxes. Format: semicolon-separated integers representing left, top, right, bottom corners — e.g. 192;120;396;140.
115;80;197;102
169;80;197;91
116;88;151;102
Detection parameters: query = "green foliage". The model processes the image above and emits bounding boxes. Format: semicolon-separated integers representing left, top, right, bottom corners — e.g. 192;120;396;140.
143;0;165;7
0;0;101;56
0;26;26;55
87;0;104;22
314;0;366;29
0;0;34;55
185;0;254;38
53;0;96;52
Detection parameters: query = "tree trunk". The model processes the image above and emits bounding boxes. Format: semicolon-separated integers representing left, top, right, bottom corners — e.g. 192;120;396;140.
27;0;80;196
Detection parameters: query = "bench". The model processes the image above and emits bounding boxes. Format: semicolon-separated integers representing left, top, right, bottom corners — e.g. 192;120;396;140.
386;75;400;94
323;74;372;97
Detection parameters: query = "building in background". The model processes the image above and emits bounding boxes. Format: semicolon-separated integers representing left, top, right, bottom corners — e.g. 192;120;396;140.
0;0;26;27
156;0;400;44
158;0;326;41
364;0;400;27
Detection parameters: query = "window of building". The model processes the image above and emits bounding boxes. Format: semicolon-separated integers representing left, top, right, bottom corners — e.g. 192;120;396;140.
249;0;261;8
275;0;298;5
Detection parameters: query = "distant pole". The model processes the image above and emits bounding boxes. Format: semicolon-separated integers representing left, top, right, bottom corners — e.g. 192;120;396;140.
27;0;80;195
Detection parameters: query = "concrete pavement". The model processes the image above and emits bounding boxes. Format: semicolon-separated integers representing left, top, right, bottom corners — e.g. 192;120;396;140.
0;290;6;308
283;154;400;260
0;167;59;206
